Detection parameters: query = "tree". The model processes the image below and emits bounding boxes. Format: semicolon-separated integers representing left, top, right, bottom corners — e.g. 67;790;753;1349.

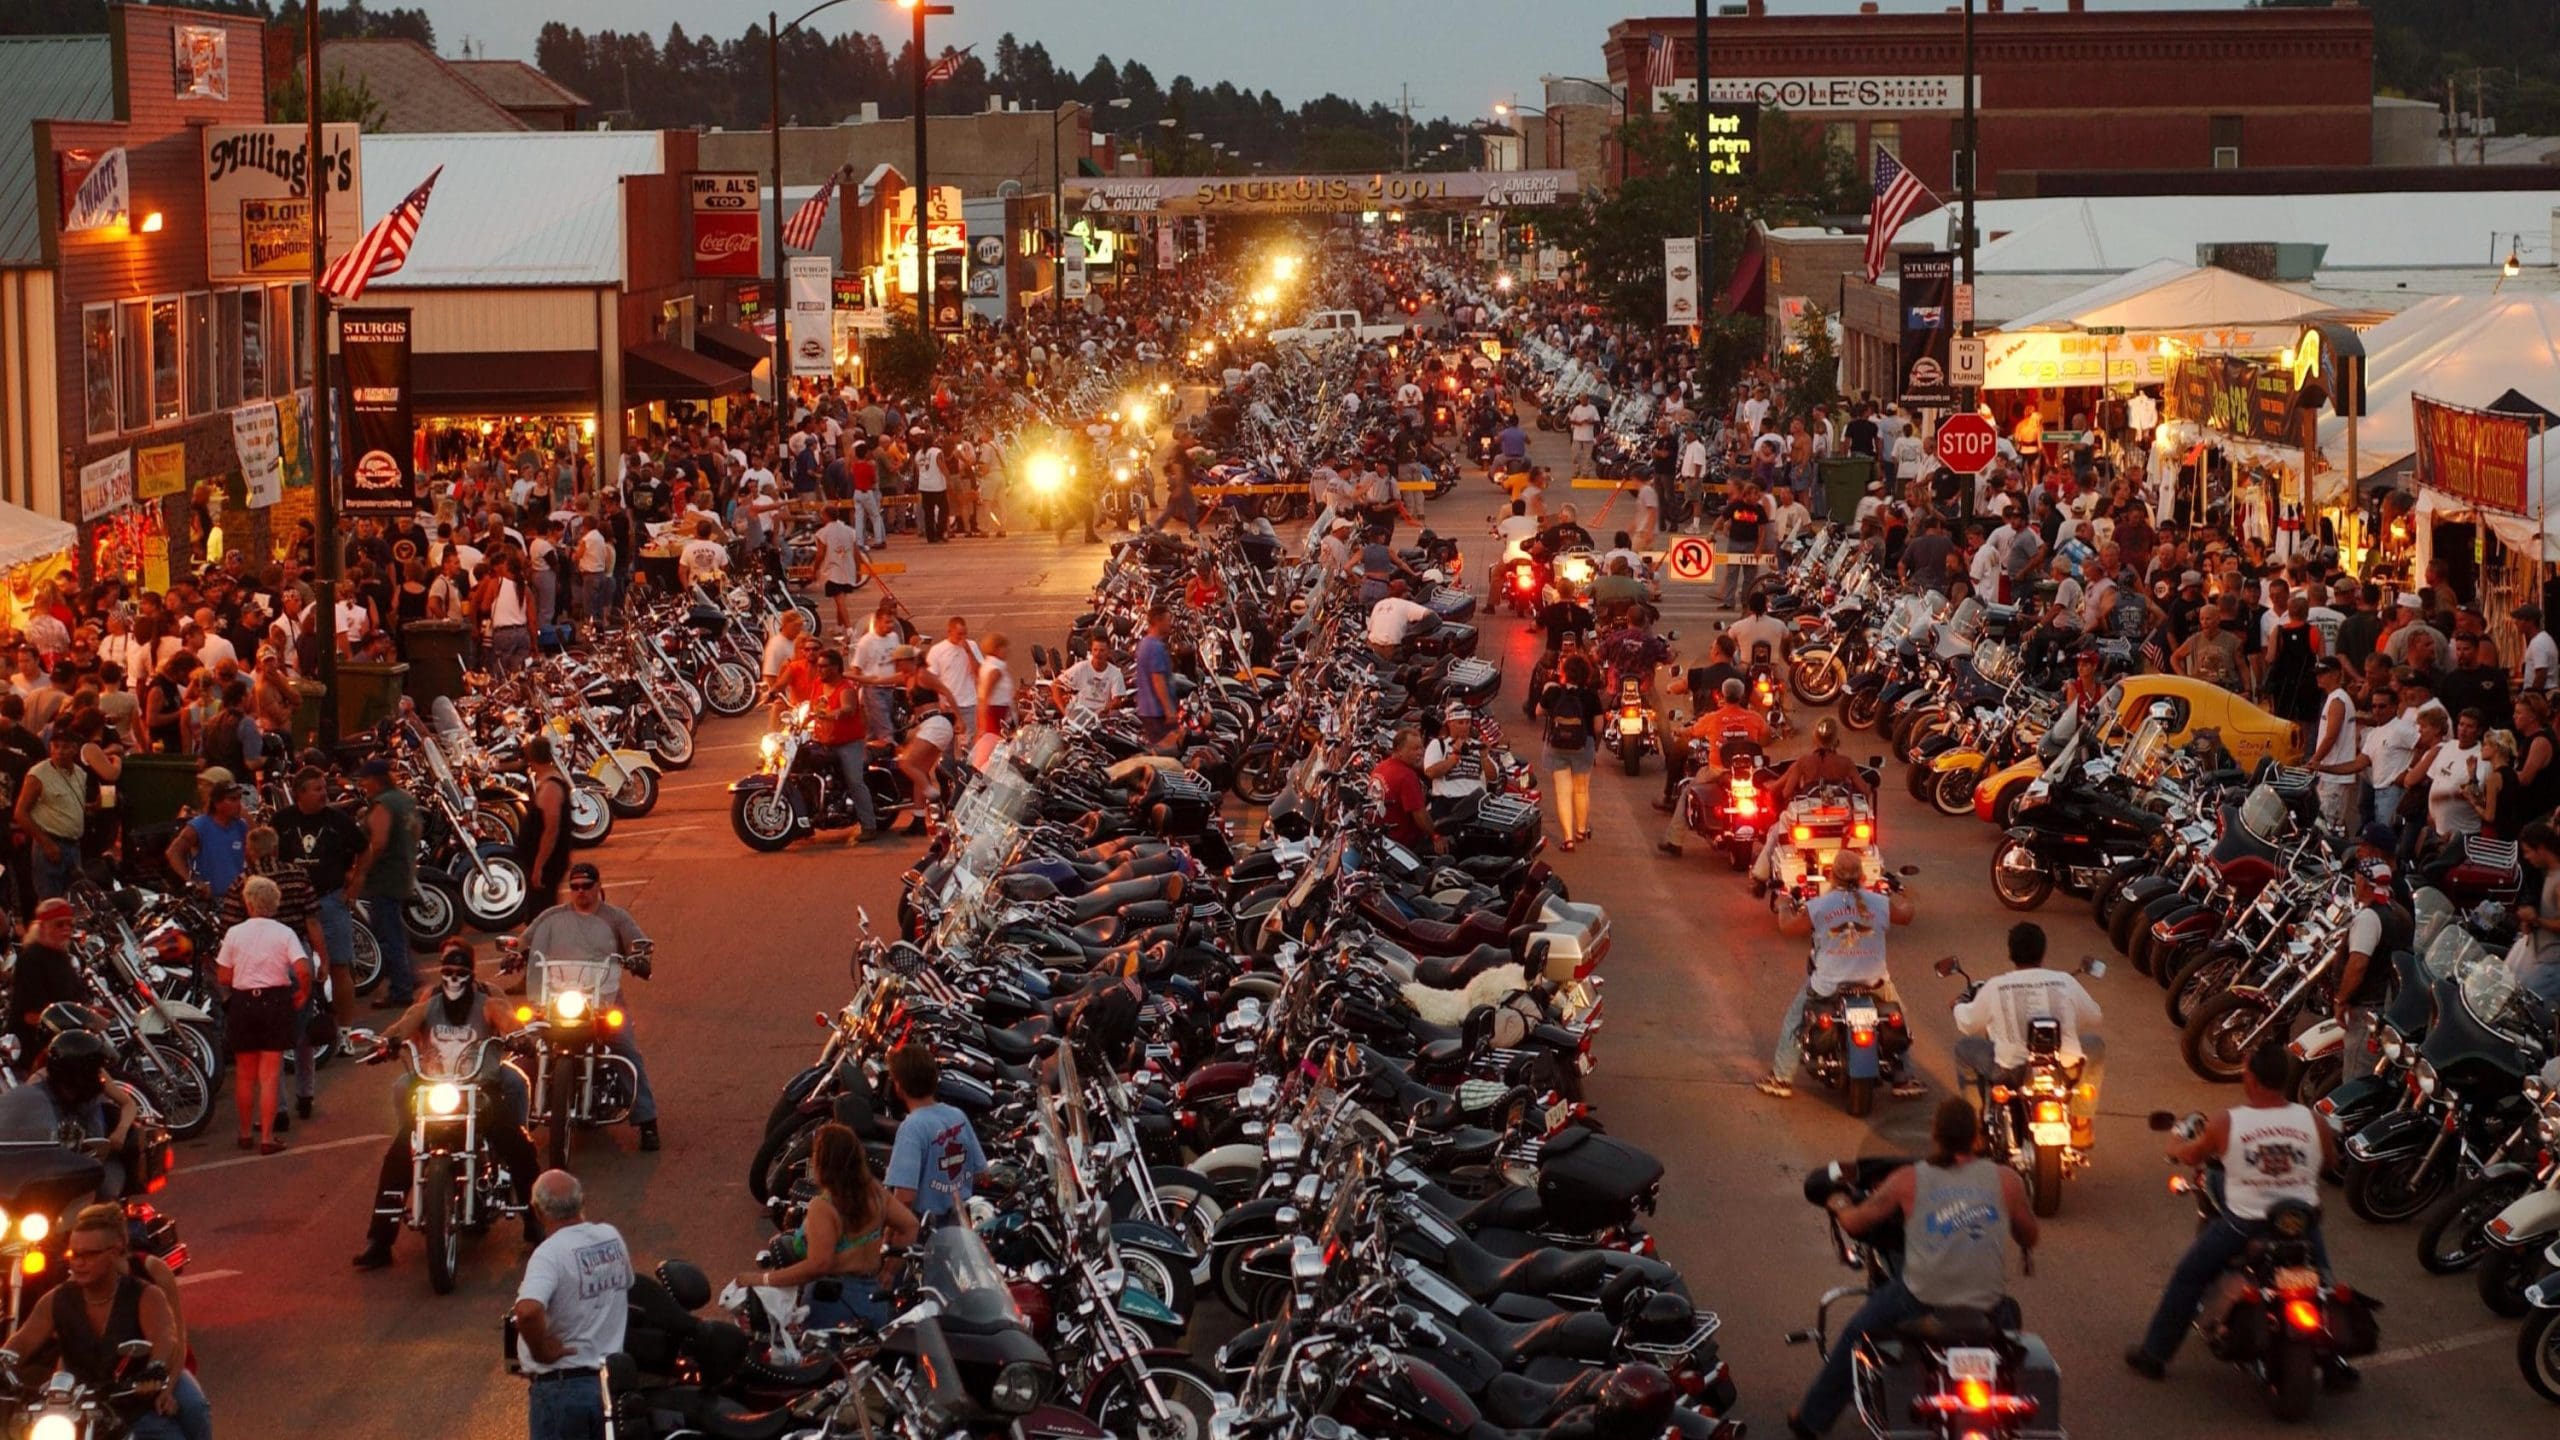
1771;303;1840;415
869;311;942;395
268;62;386;129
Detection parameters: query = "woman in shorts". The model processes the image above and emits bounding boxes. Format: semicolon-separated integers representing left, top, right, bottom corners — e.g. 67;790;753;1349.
891;645;959;837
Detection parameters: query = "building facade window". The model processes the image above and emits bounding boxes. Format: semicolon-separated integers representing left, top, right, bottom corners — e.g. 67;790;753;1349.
239;287;266;402
2210;114;2242;168
1824;122;1856;161
148;296;180;426
290;283;311;387
214;291;242;410
185;292;215;417
82;304;118;440
268;284;295;398
116;299;146;435
1870;121;1902;161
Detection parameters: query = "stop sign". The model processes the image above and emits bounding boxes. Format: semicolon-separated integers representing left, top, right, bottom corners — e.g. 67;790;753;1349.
1935;413;2000;476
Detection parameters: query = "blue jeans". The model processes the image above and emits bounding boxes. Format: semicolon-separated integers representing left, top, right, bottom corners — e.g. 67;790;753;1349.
1774;980;1901;1078
829;745;880;832
527;1372;606;1440
173;1369;212;1440
1797;1278;1927;1434
803;1273;891;1330
2135;1199;2331;1364
364;894;415;1005
853;492;886;548
314;891;356;972
123;1414;184;1440
27;835;80;899
607;1017;658;1126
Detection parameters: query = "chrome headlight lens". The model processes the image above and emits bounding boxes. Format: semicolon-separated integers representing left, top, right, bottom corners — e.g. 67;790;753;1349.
555;989;589;1021
990;1359;1046;1414
2378;1028;2404;1062
759;731;783;762
31;1412;77;1440
425;1082;463;1116
2414;1058;2439;1097
14;1214;42;1243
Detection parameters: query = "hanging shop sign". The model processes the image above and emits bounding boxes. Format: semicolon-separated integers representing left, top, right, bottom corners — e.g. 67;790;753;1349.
1897;250;1956;407
79;449;133;523
930;251;966;333
831;276;866;313
337;308;418;518
202;124;361;283
1061;236;1090;301
786;256;832;377
1706;75;1977;115
2411;394;2535;516
56;147;129;234
134;443;185;503
1663;237;1699;328
173;24;228;101
736;282;765;324
2166;354;2302;448
2287;321;2367;418
888;185;965;296
688;171;761;278
1062;170;1579;218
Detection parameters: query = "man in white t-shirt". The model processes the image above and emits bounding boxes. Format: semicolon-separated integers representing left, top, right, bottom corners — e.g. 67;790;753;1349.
812;504;866;635
679;520;730;588
1493;499;1540;564
1422;707;1496;809
923;617;983;738
849;605;905;738
1053;637;1130;716
1367;584;1437;658
1566;399;1602;476
2518;604;2560;695
2307;656;2361;829
914;436;950;543
511;1171;631;1415
575;522;614;622
1678;431;1710;533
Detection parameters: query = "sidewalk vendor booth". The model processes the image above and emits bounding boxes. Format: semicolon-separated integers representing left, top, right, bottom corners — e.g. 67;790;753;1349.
2148;350;2321;559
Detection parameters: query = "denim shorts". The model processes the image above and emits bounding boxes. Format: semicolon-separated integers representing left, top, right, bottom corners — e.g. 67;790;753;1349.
1542;742;1593;775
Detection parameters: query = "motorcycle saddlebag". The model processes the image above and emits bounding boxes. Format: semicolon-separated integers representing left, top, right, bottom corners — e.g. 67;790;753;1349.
1146;771;1219;838
1457;793;1544;860
1537;1126;1664;1232
1441;657;1503;709
2329;1291;2382;1357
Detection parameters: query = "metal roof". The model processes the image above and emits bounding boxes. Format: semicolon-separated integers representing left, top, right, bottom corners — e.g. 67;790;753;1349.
1894;190;2560;274
357;131;664;288
447;60;590;113
307;40;528;135
0;36;116;267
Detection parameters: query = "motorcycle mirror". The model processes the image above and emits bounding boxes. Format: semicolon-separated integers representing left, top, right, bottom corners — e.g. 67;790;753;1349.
2081;957;2108;979
2146;1110;2178;1132
1932;956;1959;978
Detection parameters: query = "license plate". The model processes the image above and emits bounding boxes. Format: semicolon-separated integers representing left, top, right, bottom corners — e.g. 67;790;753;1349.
1844;1006;1879;1029
1945;1347;1998;1382
1544;1100;1570;1133
1619;715;1646;734
2030;1122;2071;1149
2274;1267;2322;1295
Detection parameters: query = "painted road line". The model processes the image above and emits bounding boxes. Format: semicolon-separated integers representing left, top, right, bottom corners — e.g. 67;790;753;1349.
2362;1326;2509;1369
175;1269;241;1287
178;1132;391;1176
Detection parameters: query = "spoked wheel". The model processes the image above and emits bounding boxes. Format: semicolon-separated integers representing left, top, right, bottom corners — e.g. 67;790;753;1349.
643;713;696;770
701;660;760;718
2418;1171;2533;1274
406;876;462;949
2179;992;2270;1083
2345;1151;2448;1225
2167;950;2242;1027
1088;1359;1220;1440
1842;688;1884;732
129;1045;213;1139
1931;765;1980;817
350;918;384;995
1790;652;1844;706
608;766;659;819
1232;751;1287;806
1115;1245;1196;1322
2519;1309;2560;1402
423;1153;462;1295
467;810;519;848
731;789;801;852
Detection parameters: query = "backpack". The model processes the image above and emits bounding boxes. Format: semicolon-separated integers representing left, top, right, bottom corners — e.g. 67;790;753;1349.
1543;686;1593;749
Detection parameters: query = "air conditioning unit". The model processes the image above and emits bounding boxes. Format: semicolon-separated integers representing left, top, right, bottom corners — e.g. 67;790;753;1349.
2211;146;2240;169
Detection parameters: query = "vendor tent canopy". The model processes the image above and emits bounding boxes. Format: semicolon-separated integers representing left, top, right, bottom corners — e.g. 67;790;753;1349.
1982;259;2337;390
2313;293;2560;549
0;501;75;572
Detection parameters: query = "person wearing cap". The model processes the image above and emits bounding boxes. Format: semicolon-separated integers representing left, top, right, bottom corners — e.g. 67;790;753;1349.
348;757;421;1010
165;781;249;898
1422;708;1496;818
2333;857;2412;1070
0;1023;139;1198
520;863;660;1151
13;729;87;900
2307;655;2361;830
2516;603;2558;696
7;899;81;1062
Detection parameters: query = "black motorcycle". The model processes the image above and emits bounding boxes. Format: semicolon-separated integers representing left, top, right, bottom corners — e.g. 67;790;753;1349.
729;704;950;851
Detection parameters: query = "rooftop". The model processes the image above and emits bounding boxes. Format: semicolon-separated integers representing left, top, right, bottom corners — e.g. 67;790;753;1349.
446;59;589;114
357;131;665;288
306;39;528;134
0;35;115;267
1893;190;2560;273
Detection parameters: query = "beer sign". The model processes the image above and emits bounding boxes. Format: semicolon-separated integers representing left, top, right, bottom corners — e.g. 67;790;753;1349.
689;172;761;278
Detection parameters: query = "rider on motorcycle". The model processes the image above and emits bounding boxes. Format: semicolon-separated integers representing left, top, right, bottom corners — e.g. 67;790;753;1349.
352;940;543;1269
1746;719;1873;894
1726;590;1790;668
0;1029;140;1199
1952;922;2105;1149
1656;679;1769;858
1764;849;1920;1098
518;862;660;1152
1789;1098;2038;1439
2124;1042;2347;1386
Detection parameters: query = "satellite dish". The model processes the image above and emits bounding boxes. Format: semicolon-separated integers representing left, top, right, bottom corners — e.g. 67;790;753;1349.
998;180;1023;198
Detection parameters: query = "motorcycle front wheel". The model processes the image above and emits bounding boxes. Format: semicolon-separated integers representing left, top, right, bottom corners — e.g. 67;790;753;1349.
128;1045;213;1140
1790;651;1844;706
2345;1149;2450;1225
2419;1171;2534;1274
423;1152;462;1295
1088;1359;1219;1440
1842;688;1883;732
461;856;531;930
731;788;801;852
1930;765;1980;818
606;767;657;820
2519;1309;2560;1402
405;875;462;949
642;713;696;770
2179;991;2270;1083
701;660;759;718
1989;838;2055;911
570;779;615;840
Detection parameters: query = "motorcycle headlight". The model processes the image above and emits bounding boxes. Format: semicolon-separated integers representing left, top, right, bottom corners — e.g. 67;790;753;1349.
759;732;783;762
425;1082;463;1116
31;1413;76;1440
15;1214;47;1244
990;1360;1047;1414
2414;1058;2439;1097
555;989;590;1022
2378;1027;2404;1062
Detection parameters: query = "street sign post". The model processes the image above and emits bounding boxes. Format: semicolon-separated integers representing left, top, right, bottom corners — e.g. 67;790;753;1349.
1666;536;1716;582
1949;337;1985;388
1935;412;2000;476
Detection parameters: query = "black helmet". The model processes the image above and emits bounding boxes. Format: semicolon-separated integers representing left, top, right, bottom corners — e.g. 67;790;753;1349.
46;1029;110;1072
1593;1363;1677;1432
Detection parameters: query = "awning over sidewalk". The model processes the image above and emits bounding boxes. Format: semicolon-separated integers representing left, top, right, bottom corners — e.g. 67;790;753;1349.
412;351;602;412
624;341;753;403
693;322;769;372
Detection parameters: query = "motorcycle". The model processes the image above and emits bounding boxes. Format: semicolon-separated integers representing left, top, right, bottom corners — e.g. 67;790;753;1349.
377;1037;527;1295
729;704;945;852
1937;956;2105;1218
1598;676;1656;778
500;941;646;1170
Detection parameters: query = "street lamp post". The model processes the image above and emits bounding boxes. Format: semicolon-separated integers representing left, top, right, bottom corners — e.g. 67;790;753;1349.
1543;74;1632;185
1496;102;1553;173
898;0;953;343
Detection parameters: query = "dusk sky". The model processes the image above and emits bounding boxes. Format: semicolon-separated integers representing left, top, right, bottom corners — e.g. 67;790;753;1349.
417;0;2259;123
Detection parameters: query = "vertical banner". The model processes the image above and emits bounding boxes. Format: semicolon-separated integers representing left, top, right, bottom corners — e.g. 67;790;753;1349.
336;309;416;518
231;401;283;508
79;450;134;522
1663;237;1699;328
929;250;966;333
1061;236;1090;301
786;256;833;376
1897;249;1956;408
277;391;314;492
1155;220;1176;271
2411;394;2535;515
687;172;761;277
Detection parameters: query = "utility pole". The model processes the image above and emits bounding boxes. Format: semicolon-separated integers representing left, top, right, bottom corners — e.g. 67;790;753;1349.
1958;0;1979;426
2478;69;2488;165
768;12;788;402
305;0;338;744
1692;1;1711;411
1398;83;1413;171
908;1;932;341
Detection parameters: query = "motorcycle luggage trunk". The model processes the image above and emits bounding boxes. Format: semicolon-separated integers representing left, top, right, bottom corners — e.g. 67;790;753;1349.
1867;1331;2064;1440
1535;1127;1662;1232
1441;658;1503;709
1145;771;1219;838
1455;793;1543;861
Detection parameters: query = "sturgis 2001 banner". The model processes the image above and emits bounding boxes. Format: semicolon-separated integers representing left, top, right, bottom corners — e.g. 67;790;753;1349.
336;309;417;519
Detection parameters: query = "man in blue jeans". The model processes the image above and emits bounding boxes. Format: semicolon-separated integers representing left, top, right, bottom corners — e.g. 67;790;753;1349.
514;1171;631;1440
349;759;420;1009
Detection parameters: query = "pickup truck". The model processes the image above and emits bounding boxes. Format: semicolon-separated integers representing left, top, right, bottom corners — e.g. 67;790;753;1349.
1266;309;1406;347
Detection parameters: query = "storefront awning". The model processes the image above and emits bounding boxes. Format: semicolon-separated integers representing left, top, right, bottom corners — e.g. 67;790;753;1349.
1716;236;1764;318
413;351;602;412
0;501;75;570
693;322;769;373
625;341;753;403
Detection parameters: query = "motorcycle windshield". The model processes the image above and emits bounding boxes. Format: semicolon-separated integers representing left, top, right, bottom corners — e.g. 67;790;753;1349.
2421;925;2493;986
919;1224;1028;1332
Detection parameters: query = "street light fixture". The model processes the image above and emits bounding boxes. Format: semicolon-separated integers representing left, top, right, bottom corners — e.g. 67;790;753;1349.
1498;101;1555;171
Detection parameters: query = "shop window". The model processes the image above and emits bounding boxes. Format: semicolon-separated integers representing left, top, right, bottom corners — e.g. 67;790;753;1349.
239;287;265;402
291;284;311;387
82;304;118;440
268;284;294;398
185;292;215;417
149;296;180;426
1870;121;1901;161
116;300;146;436
1824;122;1855;161
2210;115;2241;169
214;292;242;409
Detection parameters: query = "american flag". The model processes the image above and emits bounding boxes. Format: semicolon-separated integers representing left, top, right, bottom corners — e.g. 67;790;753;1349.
1646;34;1677;94
1862;146;1938;283
781;174;836;252
318;166;440;302
924;44;975;85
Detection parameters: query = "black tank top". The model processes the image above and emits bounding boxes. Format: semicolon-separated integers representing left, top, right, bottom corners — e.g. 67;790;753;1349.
520;775;571;891
50;1274;145;1399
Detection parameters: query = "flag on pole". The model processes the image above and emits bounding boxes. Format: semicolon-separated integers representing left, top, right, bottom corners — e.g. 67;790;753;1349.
319;166;440;302
1646;34;1677;94
1862;146;1939;283
781;174;836;252
923;44;975;85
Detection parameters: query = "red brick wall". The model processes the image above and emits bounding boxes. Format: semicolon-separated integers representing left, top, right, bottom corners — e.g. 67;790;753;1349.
44;6;270;526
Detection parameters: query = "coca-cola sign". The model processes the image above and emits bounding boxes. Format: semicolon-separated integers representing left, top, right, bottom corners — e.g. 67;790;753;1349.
690;171;762;277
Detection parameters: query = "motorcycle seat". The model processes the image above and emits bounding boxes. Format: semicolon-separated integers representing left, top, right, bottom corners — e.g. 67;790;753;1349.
1479;1369;1605;1429
1446;1238;1608;1302
681;1401;808;1440
1455;1305;1619;1367
1415;944;1515;990
974;1022;1051;1064
1459;1185;1552;1235
1893;1303;2019;1348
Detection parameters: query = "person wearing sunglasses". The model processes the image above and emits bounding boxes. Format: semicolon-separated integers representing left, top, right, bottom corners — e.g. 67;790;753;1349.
519;862;660;1152
0;1206;184;1438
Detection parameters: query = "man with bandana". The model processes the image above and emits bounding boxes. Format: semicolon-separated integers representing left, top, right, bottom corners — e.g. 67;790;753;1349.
1761;848;1917;1100
352;940;542;1270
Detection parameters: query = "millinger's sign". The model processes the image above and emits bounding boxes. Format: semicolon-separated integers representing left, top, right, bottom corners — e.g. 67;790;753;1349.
1064;170;1578;217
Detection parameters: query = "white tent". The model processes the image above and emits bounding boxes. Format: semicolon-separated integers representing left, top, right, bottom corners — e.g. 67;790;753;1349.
0;502;73;571
2311;294;2560;556
1982;259;2336;390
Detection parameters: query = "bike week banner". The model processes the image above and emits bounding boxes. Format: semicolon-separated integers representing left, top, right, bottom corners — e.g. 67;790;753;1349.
231;400;284;509
79;449;133;523
1663;237;1699;328
2166;354;2302;448
2411;394;2536;516
336;309;416;518
930;250;966;334
688;171;761;278
1062;170;1580;217
1897;250;1956;408
786;256;832;378
1061;236;1090;302
202;124;361;283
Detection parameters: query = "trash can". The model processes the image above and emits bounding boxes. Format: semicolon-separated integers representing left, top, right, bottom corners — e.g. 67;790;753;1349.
334;662;409;741
289;678;327;749
400;620;470;709
120;754;201;835
1818;457;1876;524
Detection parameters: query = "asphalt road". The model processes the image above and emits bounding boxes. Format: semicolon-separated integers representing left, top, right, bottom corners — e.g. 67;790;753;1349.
171;435;2542;1437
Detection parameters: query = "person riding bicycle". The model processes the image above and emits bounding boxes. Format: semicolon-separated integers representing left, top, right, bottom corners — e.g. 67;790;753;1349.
1656;680;1770;857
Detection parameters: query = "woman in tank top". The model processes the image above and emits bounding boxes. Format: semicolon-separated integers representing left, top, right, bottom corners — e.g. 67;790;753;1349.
736;1121;917;1329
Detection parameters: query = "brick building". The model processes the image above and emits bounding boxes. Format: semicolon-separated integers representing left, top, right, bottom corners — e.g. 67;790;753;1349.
1605;0;2376;194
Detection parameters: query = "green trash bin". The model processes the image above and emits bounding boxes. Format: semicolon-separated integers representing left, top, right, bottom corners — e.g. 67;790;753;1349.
289;678;327;749
1818;457;1876;524
335;662;410;742
120;754;202;835
400;620;470;709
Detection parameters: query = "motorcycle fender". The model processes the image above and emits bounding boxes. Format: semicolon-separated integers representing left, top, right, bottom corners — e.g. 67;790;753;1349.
1846;1035;1881;1081
728;774;779;797
470;840;515;865
2527;1272;2560;1311
2117;875;2177;908
1206;1197;1293;1254
1114;1288;1182;1329
2344;1109;2437;1164
2315;1075;2396;1131
1109;1219;1198;1264
610;748;661;776
1930;750;1986;773
1191;1141;1266;1180
2489;1189;2560;1247
136;998;213;1031
2288;1019;2344;1063
2223;986;2275;1008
